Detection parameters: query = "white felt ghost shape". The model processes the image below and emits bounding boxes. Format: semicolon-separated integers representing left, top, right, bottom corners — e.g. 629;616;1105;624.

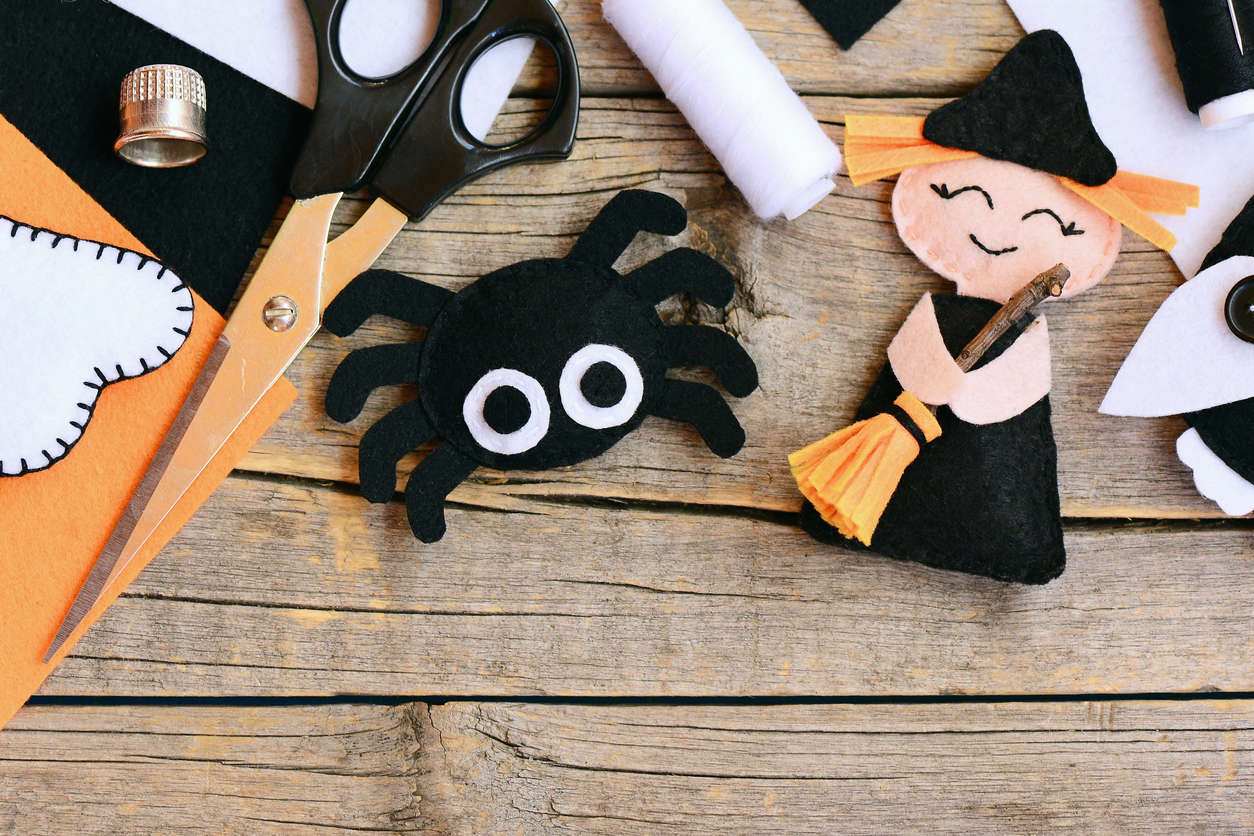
0;216;193;476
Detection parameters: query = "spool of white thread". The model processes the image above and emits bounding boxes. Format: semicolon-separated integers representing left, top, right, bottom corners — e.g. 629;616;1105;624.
603;0;841;220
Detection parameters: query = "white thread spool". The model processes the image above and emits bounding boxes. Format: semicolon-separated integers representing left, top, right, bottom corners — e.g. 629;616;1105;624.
603;0;841;220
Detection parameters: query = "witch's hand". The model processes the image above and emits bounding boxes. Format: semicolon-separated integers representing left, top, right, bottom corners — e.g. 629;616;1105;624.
887;293;966;405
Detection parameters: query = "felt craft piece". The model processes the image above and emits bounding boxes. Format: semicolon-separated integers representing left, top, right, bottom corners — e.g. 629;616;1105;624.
0;0;308;314
0;217;192;476
1006;0;1254;277
325;190;760;542
1101;191;1254;516
790;32;1190;583
796;0;902;49
0;113;298;731
1158;0;1254;128
800;295;1066;585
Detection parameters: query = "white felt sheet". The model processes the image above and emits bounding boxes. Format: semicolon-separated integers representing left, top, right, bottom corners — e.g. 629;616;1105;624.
1007;0;1254;278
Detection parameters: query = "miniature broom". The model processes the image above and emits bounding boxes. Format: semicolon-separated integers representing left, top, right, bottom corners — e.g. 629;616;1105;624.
790;263;1071;546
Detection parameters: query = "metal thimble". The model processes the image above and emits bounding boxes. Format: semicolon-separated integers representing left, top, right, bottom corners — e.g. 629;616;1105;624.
114;64;208;168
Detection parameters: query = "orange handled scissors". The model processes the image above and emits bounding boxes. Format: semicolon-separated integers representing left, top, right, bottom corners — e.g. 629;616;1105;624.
45;0;580;660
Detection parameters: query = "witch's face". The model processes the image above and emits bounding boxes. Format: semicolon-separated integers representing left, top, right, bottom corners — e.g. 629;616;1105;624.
892;157;1122;303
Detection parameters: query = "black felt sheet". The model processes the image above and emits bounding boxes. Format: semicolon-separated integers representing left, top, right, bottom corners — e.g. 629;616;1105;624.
797;0;902;49
0;0;308;314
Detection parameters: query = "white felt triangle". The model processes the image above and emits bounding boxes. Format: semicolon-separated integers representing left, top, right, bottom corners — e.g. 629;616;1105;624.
0;217;193;476
1102;255;1254;417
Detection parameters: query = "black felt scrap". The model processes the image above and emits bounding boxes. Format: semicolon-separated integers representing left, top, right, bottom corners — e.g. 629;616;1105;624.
1159;0;1254;114
1201;193;1254;271
800;294;1065;585
796;0;902;49
0;0;308;314
923;30;1117;188
323;190;760;542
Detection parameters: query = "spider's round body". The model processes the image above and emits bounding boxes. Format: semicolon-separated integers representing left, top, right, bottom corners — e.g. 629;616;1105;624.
324;190;758;542
420;257;665;471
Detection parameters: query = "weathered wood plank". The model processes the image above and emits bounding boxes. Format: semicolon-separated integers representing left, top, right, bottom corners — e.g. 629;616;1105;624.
34;473;1254;698
6;699;1251;833
542;0;1022;97
0;703;421;834
232;97;1214;518
418;700;1254;834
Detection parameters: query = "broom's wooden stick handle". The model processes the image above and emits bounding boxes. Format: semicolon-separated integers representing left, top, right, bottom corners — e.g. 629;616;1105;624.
953;263;1070;373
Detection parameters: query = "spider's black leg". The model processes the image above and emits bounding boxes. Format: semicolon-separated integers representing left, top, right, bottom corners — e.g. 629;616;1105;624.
404;444;478;543
324;269;453;336
662;326;759;398
357;399;436;503
326;342;424;423
567;190;688;267
624;248;734;308
649;379;746;458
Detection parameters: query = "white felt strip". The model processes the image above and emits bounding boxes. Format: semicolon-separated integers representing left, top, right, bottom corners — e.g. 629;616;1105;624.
0;218;193;476
1101;255;1254;417
111;0;552;142
1177;427;1254;515
1007;0;1254;278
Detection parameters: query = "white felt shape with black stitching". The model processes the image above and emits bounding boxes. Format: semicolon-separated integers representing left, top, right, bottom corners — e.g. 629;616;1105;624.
0;217;193;476
1101;255;1254;417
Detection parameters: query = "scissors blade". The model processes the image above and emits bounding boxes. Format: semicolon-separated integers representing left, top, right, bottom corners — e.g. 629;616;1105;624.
44;193;342;660
1231;0;1246;54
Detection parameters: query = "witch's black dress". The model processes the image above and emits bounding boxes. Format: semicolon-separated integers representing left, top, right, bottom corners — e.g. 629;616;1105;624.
800;294;1067;584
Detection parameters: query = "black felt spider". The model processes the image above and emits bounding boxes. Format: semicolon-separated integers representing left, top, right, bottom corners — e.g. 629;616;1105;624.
324;190;759;542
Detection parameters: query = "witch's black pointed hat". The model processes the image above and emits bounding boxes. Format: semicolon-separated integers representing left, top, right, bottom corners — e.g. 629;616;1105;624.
922;30;1117;187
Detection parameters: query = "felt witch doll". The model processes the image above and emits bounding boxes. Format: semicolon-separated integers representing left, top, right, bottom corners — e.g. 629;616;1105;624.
791;30;1199;584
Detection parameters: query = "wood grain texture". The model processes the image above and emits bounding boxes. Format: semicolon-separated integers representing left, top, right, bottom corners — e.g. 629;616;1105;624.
0;703;422;834
419;700;1254;834
6;700;1252;834
33;473;1254;698
237;97;1212;519
540;0;1023;97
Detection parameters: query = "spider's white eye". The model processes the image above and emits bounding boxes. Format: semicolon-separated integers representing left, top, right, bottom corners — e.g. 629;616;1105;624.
462;368;550;455
559;344;644;430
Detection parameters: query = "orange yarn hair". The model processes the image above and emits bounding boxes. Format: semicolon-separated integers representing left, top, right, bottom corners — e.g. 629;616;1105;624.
843;115;1200;253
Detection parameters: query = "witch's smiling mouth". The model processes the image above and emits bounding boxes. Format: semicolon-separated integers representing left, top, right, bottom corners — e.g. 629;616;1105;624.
969;234;1019;256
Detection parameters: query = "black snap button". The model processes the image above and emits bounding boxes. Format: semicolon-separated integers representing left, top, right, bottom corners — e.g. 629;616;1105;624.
1226;276;1254;343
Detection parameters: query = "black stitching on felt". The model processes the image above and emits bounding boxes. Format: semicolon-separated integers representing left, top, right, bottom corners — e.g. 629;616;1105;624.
1022;208;1085;236
70;421;84;430
157;345;173;359
157;266;169;279
172;326;190;337
94;367;107;383
176;305;193;312
28;227;38;242
139;357;151;372
8;224;16;238
170;282;187;293
931;183;995;210
56;437;70;450
96;243;107;260
115;363;125;377
969;234;1019;256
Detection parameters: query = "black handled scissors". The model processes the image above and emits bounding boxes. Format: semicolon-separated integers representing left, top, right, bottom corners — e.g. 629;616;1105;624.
45;0;580;660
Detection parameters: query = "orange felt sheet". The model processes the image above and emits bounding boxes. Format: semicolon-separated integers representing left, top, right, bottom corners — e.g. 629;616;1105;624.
0;114;297;727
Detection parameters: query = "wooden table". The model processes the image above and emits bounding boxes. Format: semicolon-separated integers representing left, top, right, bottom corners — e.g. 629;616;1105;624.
4;1;1253;831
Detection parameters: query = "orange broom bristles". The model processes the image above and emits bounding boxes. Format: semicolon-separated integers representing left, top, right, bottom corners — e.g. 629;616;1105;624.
789;392;941;546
